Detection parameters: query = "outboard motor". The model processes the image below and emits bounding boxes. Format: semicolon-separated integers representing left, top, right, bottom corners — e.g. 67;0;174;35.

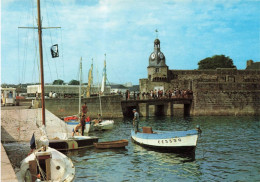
196;125;202;134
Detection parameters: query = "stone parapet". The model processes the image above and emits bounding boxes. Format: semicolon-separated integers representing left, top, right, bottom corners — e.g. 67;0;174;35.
44;95;123;118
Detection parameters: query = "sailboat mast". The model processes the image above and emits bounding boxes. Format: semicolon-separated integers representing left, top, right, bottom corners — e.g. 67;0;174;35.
79;57;82;114
37;0;46;125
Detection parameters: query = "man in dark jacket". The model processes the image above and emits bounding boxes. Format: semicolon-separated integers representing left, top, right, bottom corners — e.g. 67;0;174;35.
80;114;86;136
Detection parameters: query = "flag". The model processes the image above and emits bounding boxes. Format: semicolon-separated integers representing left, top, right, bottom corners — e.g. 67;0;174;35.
87;62;93;97
50;44;59;58
30;133;36;149
101;60;106;93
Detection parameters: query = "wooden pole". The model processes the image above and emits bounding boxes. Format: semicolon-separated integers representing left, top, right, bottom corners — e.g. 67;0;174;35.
37;0;46;126
79;57;82;115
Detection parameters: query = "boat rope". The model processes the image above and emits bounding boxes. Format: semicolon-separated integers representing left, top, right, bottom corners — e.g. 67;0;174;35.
18;23;21;84
20;3;32;83
30;0;39;83
196;126;206;158
34;151;47;181
60;29;65;81
50;0;65;79
42;38;53;81
42;0;60;81
21;28;29;83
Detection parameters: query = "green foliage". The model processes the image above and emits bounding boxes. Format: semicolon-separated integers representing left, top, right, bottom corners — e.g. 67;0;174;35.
198;55;236;70
68;80;80;85
53;79;64;85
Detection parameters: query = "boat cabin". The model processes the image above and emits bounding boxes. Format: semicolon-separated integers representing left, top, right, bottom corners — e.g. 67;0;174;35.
28;151;52;181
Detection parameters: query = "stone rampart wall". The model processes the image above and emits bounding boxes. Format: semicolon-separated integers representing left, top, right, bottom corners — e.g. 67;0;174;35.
170;69;260;83
44;95;123;118
192;82;260;115
140;69;260;115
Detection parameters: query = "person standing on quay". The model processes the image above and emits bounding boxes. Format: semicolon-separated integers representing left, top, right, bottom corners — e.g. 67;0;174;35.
80;114;86;136
133;109;140;133
82;102;88;115
49;91;53;98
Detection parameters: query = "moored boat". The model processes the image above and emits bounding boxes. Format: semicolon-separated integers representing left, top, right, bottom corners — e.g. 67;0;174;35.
131;127;200;154
92;120;114;131
94;139;128;149
20;146;75;181
65;120;91;134
18;0;76;180
49;136;99;151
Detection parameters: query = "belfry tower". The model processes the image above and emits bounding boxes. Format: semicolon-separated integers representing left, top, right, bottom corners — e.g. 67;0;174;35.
148;38;168;82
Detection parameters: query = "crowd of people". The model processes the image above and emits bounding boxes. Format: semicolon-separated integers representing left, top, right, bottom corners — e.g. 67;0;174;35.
46;88;193;101
48;91;58;98
123;89;193;100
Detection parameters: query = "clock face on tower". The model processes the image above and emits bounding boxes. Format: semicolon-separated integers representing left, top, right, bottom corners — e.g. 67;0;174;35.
151;53;155;59
159;52;164;59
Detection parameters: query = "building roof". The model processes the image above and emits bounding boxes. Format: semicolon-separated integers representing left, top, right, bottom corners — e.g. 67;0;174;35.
246;62;260;70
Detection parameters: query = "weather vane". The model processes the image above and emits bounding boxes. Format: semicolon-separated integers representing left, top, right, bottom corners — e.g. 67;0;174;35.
155;29;159;38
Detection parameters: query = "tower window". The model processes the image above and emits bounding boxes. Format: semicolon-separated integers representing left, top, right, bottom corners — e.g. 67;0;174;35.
155;68;159;73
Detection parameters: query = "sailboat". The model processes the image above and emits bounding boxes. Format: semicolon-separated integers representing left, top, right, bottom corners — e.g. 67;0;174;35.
92;54;114;131
19;0;75;181
46;49;98;151
64;57;91;134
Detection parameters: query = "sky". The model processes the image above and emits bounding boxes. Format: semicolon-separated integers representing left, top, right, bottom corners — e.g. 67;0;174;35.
1;0;260;85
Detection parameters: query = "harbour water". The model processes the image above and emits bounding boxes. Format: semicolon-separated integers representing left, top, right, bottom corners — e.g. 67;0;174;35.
3;115;260;182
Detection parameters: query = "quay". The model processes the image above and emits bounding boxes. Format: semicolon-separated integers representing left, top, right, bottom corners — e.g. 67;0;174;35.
15;95;193;118
1;143;18;182
1;107;70;143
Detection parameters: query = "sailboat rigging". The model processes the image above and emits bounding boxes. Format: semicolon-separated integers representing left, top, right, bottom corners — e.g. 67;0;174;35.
19;1;75;181
79;57;82;115
63;58;92;134
92;54;114;131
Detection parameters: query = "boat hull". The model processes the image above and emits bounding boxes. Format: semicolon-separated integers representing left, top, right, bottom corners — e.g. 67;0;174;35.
20;147;75;181
66;122;91;134
49;136;99;151
92;120;114;131
94;139;128;149
131;129;198;154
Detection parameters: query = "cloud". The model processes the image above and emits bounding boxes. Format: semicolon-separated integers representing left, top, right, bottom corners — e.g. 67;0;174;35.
1;0;260;84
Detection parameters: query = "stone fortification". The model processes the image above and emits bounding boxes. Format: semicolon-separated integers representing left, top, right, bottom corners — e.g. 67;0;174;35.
139;38;260;116
44;95;123;118
192;81;260;115
140;69;260;115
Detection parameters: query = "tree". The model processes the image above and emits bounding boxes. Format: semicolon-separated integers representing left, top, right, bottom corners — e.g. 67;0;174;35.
198;55;236;70
68;80;80;85
53;79;64;85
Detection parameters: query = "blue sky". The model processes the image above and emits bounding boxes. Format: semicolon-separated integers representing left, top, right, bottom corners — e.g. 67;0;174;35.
1;0;260;85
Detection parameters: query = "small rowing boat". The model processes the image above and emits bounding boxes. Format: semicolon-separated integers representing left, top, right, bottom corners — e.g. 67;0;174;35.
94;139;128;149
